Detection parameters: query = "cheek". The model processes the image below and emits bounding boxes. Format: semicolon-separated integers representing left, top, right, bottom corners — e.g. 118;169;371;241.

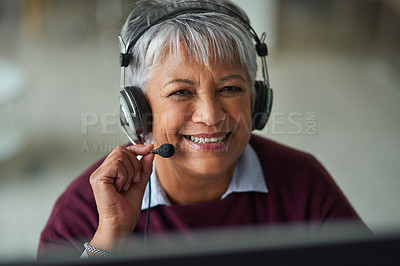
226;98;252;130
151;102;187;140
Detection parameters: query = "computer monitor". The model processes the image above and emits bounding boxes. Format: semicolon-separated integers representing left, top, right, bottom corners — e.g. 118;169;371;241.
4;221;399;266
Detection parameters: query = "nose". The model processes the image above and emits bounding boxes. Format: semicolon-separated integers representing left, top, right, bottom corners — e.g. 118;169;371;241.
192;93;226;126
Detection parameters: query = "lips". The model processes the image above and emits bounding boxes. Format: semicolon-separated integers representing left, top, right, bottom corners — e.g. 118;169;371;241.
184;133;229;144
183;132;231;151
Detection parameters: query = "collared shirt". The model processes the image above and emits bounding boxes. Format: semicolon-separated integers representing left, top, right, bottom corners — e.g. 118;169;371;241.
141;144;268;210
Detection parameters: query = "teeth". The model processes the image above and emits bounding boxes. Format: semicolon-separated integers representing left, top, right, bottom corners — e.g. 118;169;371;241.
187;134;228;144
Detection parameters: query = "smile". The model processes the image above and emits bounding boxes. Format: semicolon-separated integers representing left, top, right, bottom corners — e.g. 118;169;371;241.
184;133;230;144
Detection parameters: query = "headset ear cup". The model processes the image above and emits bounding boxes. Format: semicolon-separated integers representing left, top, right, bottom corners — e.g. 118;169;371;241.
252;81;273;130
129;87;153;134
119;86;153;138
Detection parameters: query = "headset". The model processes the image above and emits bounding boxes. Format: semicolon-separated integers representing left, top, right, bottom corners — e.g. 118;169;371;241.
118;0;273;145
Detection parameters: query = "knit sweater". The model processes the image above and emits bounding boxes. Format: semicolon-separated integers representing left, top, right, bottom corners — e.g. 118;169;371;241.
37;135;363;259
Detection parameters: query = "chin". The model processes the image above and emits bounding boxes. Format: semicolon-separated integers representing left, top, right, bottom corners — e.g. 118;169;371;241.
174;150;236;177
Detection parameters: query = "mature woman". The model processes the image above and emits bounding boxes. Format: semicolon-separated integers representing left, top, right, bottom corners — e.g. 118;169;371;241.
38;0;364;259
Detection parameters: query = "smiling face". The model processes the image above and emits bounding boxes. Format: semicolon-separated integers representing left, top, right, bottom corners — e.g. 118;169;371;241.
146;48;253;178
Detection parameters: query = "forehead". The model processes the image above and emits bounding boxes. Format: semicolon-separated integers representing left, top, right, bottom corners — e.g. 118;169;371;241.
152;41;248;75
151;47;249;81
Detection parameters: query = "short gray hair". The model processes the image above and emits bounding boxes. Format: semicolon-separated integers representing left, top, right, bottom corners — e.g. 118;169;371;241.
120;0;257;97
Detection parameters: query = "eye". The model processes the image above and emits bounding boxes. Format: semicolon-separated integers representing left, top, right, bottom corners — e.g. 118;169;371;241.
219;86;243;95
168;89;194;98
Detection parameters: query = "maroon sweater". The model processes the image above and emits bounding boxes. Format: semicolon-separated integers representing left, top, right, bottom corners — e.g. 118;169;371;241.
38;135;363;258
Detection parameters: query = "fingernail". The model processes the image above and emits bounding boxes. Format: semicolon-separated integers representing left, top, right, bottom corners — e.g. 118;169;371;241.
123;183;130;191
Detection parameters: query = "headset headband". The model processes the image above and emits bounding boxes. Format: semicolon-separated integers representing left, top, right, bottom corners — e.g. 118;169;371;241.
121;0;268;57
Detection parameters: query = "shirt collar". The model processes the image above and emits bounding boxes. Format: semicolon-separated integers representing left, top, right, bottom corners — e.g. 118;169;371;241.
141;144;268;210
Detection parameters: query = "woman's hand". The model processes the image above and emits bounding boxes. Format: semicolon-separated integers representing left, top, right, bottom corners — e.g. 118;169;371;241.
88;144;155;254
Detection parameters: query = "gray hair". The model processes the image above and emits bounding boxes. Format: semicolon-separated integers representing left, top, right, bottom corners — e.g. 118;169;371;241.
120;0;257;100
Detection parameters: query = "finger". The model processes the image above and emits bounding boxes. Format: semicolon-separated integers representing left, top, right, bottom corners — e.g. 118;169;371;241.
124;151;142;184
113;158;129;192
117;154;135;191
125;144;154;156
102;145;128;165
105;146;136;186
139;152;155;185
90;158;127;193
125;144;153;183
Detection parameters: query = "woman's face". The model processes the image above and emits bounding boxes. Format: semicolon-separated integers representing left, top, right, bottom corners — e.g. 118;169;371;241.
146;49;253;177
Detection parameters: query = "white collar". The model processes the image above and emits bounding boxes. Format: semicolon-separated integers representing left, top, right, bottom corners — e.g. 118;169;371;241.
141;144;268;210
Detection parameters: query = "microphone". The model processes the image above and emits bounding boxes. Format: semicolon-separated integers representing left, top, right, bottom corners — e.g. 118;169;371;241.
151;143;175;158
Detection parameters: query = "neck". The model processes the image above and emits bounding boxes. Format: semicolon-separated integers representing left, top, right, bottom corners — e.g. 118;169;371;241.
154;157;236;206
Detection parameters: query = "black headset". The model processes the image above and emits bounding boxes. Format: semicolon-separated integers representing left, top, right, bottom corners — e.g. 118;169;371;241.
118;0;273;145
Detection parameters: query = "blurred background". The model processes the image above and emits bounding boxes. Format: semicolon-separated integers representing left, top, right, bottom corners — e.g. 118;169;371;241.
0;0;399;262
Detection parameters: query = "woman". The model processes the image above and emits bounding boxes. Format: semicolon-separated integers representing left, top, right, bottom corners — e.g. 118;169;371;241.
38;0;364;259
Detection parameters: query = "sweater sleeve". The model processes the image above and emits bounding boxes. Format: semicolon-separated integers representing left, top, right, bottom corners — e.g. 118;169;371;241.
37;160;102;260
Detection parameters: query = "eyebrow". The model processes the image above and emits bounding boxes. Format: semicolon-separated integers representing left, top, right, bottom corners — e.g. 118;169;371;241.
163;79;196;88
162;74;247;88
218;74;246;83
